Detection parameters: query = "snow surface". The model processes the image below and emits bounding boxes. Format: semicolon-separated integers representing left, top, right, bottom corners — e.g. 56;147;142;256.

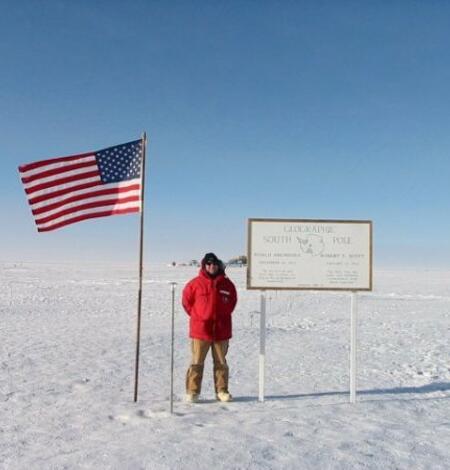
1;263;450;469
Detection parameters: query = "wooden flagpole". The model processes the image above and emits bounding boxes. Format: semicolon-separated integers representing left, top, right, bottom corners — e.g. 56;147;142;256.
134;131;147;402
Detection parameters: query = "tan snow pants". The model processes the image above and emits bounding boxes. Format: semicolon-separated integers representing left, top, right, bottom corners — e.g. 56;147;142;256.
186;339;229;395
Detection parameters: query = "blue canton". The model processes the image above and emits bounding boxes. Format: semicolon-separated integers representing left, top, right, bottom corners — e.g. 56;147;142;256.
96;139;143;184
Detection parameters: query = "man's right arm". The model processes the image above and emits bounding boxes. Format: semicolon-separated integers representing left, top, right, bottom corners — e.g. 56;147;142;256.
182;280;195;315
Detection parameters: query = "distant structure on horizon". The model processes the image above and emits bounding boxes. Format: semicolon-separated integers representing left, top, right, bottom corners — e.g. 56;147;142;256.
167;257;247;268
227;255;247;267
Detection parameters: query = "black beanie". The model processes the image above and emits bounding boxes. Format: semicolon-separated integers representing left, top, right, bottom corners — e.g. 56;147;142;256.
202;252;219;265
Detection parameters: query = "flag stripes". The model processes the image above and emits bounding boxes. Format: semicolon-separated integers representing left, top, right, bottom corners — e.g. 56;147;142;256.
20;160;97;184
36;207;140;232
31;185;141;214
18;140;143;232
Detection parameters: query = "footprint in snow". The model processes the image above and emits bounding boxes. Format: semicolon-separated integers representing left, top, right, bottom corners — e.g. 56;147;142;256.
71;378;90;393
136;408;175;418
109;414;131;423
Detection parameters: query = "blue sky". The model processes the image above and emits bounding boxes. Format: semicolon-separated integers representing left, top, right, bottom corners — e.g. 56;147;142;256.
1;1;450;267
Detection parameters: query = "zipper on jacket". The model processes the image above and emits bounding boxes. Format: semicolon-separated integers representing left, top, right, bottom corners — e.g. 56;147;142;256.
212;278;217;341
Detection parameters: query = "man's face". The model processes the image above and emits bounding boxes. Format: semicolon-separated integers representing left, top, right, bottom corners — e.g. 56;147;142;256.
205;261;219;276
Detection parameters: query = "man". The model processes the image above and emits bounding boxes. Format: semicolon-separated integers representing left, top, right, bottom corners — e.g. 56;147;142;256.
182;252;238;403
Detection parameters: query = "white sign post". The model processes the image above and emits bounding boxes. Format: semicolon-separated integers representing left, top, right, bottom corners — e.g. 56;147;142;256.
259;291;266;402
247;218;372;403
350;291;358;404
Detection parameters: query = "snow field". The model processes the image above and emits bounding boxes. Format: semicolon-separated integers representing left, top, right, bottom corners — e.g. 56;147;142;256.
1;263;449;469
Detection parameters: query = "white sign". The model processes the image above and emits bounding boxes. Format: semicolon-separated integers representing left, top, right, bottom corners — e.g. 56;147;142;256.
247;219;372;291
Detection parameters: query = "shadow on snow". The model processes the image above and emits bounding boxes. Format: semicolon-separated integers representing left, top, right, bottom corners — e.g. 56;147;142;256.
232;381;450;403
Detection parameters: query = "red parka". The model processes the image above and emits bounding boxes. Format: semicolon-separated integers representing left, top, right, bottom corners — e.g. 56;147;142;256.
182;268;237;341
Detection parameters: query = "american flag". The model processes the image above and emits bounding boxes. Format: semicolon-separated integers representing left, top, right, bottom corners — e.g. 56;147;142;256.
18;139;144;232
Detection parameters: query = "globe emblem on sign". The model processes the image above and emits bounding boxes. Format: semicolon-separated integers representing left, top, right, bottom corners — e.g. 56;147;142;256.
298;234;325;256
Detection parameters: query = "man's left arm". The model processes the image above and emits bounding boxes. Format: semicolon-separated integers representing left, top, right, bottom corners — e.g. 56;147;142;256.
229;280;238;313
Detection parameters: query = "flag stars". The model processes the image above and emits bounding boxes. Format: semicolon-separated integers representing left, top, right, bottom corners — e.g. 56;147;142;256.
96;140;143;184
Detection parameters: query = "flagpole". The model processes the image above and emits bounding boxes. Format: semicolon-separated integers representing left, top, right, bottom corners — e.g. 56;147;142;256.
134;131;147;402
